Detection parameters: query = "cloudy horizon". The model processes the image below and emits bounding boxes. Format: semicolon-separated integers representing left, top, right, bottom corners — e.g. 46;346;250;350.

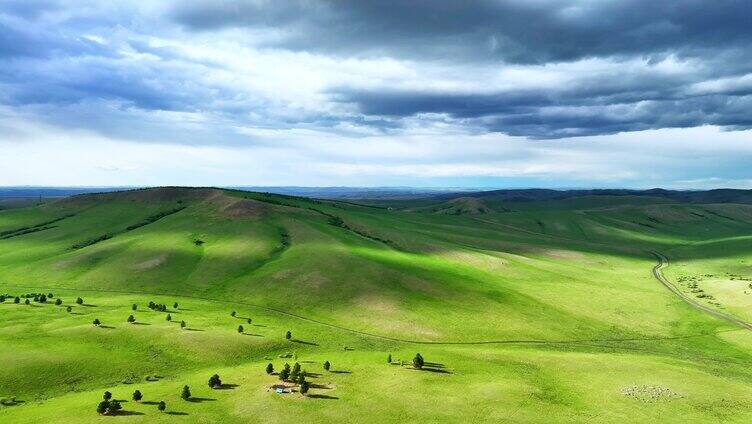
1;1;751;189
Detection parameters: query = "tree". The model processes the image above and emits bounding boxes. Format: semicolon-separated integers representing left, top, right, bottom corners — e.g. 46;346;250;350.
279;363;290;381
132;303;137;311
247;318;252;324
55;298;62;306
387;354;392;363
76;297;84;305
237;325;244;334
413;353;424;370
181;385;191;401
13;296;19;304
295;371;306;385
48;293;54;298
208;374;222;389
93;318;101;326
0;295;5;303
323;361;331;371
39;294;46;303
266;363;274;374
127;314;136;324
132;390;142;401
96;400;109;415
34;295;40;302
66;306;72;313
230;311;236;317
180;320;186;329
24;299;30;305
285;330;292;340
157;401;166;412
173;302;178;309
103;391;112;401
106;400;122;414
290;362;301;381
166;314;172;321
300;380;310;395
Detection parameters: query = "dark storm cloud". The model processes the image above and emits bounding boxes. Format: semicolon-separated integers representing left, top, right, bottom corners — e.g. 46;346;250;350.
171;0;752;64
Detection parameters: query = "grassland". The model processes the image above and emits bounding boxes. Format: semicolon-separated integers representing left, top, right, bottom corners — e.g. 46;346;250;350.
2;187;752;422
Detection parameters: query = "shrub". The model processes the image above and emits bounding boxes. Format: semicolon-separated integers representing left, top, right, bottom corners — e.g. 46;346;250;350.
93;318;101;326
181;385;191;400
208;374;222;389
76;297;83;305
266;363;274;374
285;330;292;340
132;390;142;401
127;315;136;324
66;306;72;313
237;325;244;334
158;401;166;412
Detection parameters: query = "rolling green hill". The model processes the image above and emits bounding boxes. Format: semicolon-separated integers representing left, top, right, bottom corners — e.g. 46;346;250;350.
2;187;752;423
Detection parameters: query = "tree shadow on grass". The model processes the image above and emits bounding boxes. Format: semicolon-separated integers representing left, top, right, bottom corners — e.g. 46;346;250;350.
185;328;204;331
412;367;452;374
132;322;151;326
306;372;322;378
141;401;159;405
113;410;143;416
307;394;339;400
242;333;264;337
424;362;446;368
310;383;332;389
330;370;351;374
291;339;319;346
166;411;189;416
99;325;115;329
81;304;97;307
215;383;239;390
253;324;267;327
188;397;216;403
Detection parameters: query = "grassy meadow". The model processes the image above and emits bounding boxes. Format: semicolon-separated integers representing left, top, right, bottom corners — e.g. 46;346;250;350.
2;188;752;422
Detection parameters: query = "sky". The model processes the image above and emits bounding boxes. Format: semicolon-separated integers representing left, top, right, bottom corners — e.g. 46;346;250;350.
1;0;752;189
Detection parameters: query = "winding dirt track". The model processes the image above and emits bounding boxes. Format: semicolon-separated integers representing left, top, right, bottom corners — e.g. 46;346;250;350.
650;251;752;331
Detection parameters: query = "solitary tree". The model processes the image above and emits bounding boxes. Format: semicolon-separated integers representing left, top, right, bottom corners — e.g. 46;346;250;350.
413;353;424;370
132;390;142;401
76;297;84;305
48;293;54;298
266;363;274;374
93;318;101;326
230;311;236;317
323;361;331;371
387;354;392;363
132;304;137;311
300;380;310;395
55;298;62;306
285;330;292;340
180;320;186;329
181;385;191;401
247;318;252;324
157;401;166;412
103;391;112;401
173;302;178;309
24;299;30;305
66;306;72;313
127;315;136;324
237;325;244;334
208;374;222;389
166;314;172;321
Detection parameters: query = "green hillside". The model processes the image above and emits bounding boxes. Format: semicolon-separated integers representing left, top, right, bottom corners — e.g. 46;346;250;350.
2;187;752;423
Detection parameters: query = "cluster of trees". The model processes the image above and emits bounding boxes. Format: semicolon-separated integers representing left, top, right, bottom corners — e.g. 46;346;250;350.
147;301;168;312
277;362;309;393
96;391;121;415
